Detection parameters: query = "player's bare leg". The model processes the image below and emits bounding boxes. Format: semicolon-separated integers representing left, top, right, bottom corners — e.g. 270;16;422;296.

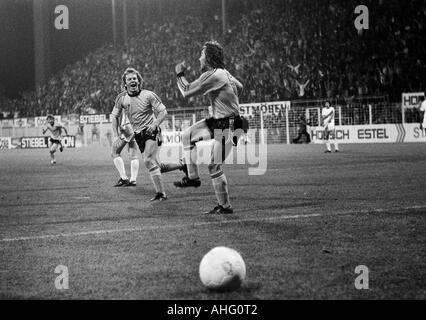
324;130;331;153
174;119;211;187
49;142;58;164
127;141;139;186
159;160;186;173
111;138;130;186
144;139;167;201
205;136;233;214
332;130;339;152
156;150;186;174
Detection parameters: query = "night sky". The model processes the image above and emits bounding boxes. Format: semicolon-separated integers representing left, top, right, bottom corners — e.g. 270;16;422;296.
0;0;34;98
0;0;114;99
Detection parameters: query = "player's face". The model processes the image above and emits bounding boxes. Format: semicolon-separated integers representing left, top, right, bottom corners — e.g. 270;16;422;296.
125;73;140;94
47;119;54;125
325;102;330;108
199;48;207;71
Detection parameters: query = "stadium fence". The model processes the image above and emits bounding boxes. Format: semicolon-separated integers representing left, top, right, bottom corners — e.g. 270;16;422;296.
0;95;424;149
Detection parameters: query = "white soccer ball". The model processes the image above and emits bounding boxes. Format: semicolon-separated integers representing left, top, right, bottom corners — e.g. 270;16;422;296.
199;246;246;291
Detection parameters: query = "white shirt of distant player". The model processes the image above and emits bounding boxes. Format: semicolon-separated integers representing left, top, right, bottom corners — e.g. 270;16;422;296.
321;106;335;130
420;100;426;127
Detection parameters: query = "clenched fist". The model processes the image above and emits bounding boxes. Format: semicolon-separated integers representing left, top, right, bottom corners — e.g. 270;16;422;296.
175;61;187;77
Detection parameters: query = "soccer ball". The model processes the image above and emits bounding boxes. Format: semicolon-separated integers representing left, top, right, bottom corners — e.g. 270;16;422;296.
199;246;246;291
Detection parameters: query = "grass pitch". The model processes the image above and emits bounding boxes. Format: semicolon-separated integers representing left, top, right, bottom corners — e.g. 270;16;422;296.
0;143;425;299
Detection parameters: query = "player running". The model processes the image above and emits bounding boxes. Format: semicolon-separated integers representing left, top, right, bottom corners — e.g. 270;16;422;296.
42;114;68;164
111;67;183;201
111;108;139;187
321;101;339;153
174;41;244;214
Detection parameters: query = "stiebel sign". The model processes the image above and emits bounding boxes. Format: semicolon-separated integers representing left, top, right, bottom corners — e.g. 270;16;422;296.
79;114;111;124
20;136;76;149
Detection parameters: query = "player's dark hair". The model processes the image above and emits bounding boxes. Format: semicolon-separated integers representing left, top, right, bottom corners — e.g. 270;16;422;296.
46;114;54;120
203;41;225;69
121;67;143;88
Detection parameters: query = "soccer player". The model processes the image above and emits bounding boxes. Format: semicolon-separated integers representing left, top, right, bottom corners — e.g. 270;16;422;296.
419;96;426;132
110;109;139;187
112;67;183;201
174;41;244;214
321;101;339;153
42;114;68;164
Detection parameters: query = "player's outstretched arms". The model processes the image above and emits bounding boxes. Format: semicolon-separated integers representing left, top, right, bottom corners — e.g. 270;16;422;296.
175;61;187;77
175;62;206;99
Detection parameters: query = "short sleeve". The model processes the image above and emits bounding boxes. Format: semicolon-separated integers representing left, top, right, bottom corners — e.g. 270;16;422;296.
111;93;124;117
148;91;165;113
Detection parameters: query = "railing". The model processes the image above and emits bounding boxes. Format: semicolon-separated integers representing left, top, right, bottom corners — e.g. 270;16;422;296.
1;95;418;145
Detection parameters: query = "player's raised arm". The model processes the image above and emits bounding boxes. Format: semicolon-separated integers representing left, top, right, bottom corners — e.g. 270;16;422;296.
175;63;225;99
175;62;204;99
61;124;68;137
42;121;50;135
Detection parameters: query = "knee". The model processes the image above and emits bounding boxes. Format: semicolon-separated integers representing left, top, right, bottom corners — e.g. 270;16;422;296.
111;145;120;158
208;163;221;174
144;157;155;169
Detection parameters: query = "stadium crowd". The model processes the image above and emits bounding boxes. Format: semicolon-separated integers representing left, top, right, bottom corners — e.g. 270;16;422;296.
1;0;425;118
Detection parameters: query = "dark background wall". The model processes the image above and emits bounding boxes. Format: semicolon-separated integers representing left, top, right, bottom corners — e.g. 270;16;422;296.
0;0;34;98
0;0;114;99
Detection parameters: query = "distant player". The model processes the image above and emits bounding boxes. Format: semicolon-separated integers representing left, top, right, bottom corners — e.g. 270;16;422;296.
321;101;339;153
419;96;426;132
174;41;244;214
42;114;68;164
112;67;184;201
111;107;139;187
